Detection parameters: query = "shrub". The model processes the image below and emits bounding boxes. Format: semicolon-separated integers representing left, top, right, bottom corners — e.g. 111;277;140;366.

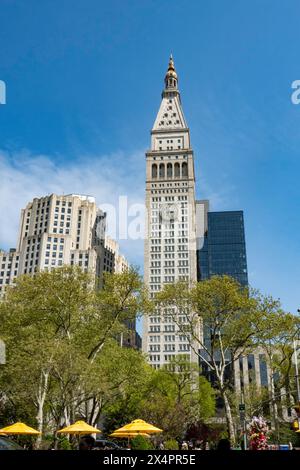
130;435;154;450
57;436;72;450
164;439;179;450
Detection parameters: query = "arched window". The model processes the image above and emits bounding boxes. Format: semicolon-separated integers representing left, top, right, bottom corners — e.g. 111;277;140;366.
174;162;180;178
152;164;157;178
159;163;165;178
182;162;188;177
167;163;172;178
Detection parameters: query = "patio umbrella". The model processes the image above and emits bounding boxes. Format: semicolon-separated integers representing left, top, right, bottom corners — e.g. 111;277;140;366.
110;429;151;447
113;419;162;435
110;431;150;438
57;420;101;435
0;422;41;435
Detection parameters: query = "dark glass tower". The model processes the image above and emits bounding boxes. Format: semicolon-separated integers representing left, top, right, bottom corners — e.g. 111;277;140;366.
197;209;248;287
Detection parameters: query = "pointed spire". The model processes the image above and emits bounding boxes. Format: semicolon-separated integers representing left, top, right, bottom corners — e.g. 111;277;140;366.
165;54;178;90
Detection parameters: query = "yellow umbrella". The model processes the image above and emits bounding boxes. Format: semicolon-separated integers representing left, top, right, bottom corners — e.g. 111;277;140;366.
0;422;41;435
57;420;101;435
113;419;162;435
110;431;150;438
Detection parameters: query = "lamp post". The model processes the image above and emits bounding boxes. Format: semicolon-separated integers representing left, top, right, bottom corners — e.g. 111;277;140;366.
239;389;247;450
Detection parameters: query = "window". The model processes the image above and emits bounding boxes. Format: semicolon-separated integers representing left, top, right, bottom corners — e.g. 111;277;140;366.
182;162;188;177
159;163;165;178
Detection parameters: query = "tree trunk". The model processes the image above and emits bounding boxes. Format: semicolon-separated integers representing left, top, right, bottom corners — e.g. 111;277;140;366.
35;371;49;449
222;390;236;445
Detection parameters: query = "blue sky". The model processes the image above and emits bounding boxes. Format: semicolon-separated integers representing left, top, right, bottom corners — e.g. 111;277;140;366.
0;0;300;317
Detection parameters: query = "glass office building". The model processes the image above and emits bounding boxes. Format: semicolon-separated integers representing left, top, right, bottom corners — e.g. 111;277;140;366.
197;210;248;287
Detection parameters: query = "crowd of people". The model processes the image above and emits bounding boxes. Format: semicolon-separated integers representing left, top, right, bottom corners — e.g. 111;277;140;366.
78;436;232;451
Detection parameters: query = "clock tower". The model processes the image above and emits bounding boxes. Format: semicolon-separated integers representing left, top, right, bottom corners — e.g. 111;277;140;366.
143;56;198;368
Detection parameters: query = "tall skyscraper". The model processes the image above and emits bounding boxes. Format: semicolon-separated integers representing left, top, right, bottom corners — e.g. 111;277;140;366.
196;200;248;287
143;56;198;368
16;194;106;278
0;193;128;294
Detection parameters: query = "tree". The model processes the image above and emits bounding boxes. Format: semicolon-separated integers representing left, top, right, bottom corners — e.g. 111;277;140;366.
0;266;148;445
103;355;215;439
156;275;289;444
254;309;300;435
134;357;215;440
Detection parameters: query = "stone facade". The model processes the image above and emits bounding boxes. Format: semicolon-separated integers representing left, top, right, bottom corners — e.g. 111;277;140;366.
0;193;127;292
143;56;199;368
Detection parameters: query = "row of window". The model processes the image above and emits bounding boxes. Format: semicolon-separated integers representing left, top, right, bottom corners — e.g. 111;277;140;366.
151;267;189;274
151;196;188;201
0;270;18;278
152;162;188;179
152;237;188;243
150;253;189;259
47;237;65;243
150;189;189;195
45;259;64;266
151;182;188;189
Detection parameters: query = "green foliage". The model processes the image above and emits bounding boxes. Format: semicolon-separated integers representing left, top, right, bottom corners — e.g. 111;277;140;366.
0;266;147;440
156;275;300;444
130;435;154;450
103;355;215;439
57;436;73;450
164;439;179;450
268;423;300;447
0;266;214;444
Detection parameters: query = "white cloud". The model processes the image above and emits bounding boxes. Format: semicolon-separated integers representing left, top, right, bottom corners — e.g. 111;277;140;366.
0;148;145;263
0;148;233;268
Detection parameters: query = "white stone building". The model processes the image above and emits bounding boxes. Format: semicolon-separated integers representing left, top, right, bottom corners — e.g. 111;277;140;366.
0;193;128;295
16;194;106;276
103;236;129;274
142;56;198;368
0;249;19;297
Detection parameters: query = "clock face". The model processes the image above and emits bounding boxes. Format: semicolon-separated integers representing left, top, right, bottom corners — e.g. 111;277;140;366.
159;203;178;223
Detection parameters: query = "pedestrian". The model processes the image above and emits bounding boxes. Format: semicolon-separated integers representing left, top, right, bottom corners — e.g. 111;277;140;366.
194;440;202;450
79;435;95;450
181;441;188;450
158;442;164;450
216;438;231;451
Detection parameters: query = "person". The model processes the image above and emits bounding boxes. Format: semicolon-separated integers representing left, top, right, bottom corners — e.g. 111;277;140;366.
158;442;164;450
194;440;202;450
181;441;188;450
216;438;231;451
79;435;95;450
